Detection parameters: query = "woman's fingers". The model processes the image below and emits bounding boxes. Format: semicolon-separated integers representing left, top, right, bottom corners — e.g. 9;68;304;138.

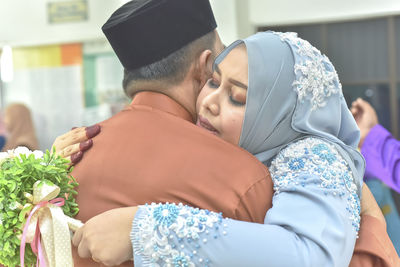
51;124;100;166
85;125;101;139
53;127;87;153
52;125;100;154
68;151;84;165
59;139;93;162
80;139;93;152
59;143;81;158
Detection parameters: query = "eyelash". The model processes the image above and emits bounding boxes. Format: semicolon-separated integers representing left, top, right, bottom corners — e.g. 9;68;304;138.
229;94;245;106
208;79;219;88
208;78;245;106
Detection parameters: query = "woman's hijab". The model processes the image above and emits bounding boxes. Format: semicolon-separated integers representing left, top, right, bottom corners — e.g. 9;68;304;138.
2;103;39;151
214;31;365;195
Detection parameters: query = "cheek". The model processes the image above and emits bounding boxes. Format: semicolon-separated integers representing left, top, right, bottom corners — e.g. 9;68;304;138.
222;108;245;145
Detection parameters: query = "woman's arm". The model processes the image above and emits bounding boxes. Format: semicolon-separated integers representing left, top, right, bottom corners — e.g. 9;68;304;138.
131;138;359;267
68;184;398;266
132;188;354;266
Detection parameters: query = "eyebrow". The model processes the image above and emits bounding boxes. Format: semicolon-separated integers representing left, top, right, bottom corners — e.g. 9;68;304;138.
229;78;248;90
215;65;248;90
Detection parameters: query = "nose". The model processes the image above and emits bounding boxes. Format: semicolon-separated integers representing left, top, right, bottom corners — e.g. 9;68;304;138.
204;91;220;115
208;103;219;115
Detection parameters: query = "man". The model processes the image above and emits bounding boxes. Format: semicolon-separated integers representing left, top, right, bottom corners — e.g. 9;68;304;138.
64;1;398;266
68;0;273;266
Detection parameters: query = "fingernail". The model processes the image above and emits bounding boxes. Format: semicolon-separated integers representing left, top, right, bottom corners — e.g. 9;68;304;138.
71;151;83;164
71;127;78;130
85;124;101;139
79;139;93;152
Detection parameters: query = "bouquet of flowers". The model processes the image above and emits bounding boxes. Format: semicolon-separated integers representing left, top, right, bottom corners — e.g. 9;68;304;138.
0;147;81;267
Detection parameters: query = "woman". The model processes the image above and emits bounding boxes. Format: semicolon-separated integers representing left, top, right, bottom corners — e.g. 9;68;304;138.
125;31;363;266
61;32;398;266
2;103;39;151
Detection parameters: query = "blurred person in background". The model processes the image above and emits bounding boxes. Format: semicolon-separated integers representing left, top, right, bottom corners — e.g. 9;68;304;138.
0;112;6;151
2;103;39;151
352;98;400;193
352;97;400;254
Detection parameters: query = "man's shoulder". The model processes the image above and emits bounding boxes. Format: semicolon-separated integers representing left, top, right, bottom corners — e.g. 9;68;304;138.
94;106;268;174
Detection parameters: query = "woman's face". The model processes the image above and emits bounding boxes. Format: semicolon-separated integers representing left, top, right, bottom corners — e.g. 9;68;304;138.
196;45;248;145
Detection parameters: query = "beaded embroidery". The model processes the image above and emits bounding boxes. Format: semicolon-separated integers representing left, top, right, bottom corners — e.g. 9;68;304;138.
270;137;360;231
131;203;225;267
272;31;341;110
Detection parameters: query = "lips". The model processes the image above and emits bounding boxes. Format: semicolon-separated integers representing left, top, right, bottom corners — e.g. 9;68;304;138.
196;115;219;134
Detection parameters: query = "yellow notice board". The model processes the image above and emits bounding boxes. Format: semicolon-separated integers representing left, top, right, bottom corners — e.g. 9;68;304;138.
13;44;82;69
48;0;88;24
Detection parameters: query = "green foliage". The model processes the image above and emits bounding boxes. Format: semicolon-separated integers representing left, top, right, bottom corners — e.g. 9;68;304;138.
0;150;78;267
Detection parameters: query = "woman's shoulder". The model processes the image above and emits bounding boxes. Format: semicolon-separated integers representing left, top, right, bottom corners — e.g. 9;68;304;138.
275;137;341;160
270;136;361;231
270;136;357;197
271;137;350;172
271;136;350;171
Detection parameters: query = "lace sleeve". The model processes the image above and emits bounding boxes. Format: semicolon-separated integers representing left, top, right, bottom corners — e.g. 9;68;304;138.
131;203;226;266
270;137;360;231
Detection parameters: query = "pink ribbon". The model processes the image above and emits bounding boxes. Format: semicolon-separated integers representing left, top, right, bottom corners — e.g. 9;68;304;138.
20;198;65;267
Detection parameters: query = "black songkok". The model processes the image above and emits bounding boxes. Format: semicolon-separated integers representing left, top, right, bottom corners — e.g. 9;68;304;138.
102;0;217;70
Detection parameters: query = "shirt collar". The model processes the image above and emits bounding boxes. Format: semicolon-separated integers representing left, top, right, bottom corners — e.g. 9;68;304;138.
129;91;193;122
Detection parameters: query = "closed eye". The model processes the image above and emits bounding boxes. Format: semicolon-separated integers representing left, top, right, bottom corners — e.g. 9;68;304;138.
208;78;219;88
229;95;245;106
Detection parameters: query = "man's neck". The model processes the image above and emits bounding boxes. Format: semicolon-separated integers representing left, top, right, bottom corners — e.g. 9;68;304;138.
131;91;193;122
129;81;198;122
166;81;198;122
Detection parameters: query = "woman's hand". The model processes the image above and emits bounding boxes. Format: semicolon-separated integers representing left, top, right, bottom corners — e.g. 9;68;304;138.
52;125;100;165
360;184;386;228
72;206;138;266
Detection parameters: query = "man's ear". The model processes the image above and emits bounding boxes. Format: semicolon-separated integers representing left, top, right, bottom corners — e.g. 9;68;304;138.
196;49;213;88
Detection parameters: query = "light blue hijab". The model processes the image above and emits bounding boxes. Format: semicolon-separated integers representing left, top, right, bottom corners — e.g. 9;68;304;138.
214;31;365;194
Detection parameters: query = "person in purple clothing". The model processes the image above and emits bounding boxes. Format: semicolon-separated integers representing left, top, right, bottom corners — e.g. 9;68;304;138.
351;98;400;193
351;97;400;253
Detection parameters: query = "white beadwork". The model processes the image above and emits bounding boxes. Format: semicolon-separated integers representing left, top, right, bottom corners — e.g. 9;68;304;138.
272;32;341;110
270;137;360;232
132;203;223;267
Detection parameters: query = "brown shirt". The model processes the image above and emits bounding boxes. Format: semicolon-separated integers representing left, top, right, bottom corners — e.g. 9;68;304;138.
71;92;272;266
351;215;399;267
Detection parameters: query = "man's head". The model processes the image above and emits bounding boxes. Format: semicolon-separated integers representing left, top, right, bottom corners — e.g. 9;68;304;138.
122;29;221;96
102;0;224;119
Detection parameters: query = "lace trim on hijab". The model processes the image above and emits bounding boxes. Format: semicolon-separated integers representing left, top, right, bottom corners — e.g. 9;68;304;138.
270;137;360;232
272;32;341;110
